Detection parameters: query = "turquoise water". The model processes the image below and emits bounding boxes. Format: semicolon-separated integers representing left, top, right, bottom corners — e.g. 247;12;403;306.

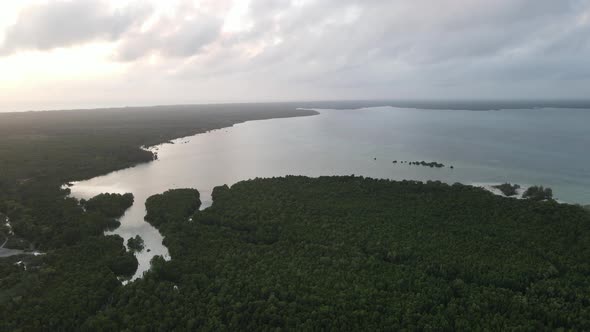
69;106;590;279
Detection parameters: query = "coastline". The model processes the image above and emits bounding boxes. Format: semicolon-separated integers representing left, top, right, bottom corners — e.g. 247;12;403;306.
63;105;589;282
473;182;575;205
472;183;528;200
64;109;319;281
66;108;320;185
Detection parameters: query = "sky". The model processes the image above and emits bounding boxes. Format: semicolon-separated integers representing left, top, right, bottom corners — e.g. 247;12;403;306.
0;0;589;111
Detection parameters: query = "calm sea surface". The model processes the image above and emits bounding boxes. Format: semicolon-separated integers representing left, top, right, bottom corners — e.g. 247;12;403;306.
69;106;590;279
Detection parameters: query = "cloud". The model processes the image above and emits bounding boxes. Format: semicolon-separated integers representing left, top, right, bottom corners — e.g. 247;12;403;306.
115;13;222;61
221;0;590;93
2;0;590;108
0;0;148;54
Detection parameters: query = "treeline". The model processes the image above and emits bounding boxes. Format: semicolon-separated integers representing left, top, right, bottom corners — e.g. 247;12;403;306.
523;186;554;201
70;176;590;330
144;189;201;228
82;193;134;218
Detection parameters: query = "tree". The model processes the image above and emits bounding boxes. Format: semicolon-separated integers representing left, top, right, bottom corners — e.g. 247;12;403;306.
127;235;145;252
523;186;553;201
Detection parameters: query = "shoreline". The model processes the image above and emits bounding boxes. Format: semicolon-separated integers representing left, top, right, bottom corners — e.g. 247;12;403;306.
472;182;574;205
471;182;529;200
64;109;320;281
65;109;319;186
64;106;587;282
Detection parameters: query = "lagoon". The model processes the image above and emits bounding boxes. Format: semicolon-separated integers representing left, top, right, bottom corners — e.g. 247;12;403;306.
69;106;590;279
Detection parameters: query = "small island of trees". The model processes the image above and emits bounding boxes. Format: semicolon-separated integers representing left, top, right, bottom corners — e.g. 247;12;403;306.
392;160;451;168
127;235;145;252
411;160;445;168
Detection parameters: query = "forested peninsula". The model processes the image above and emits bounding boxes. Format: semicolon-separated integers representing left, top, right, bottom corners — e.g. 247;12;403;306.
0;104;316;330
0;104;317;251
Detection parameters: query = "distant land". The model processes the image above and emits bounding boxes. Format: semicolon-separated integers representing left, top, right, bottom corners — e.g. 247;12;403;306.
2;98;590;113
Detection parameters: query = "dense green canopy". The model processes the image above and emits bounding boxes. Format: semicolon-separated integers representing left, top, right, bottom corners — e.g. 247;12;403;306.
127;235;145;252
1;105;588;330
84;177;590;330
523;186;554;201
83;193;134;219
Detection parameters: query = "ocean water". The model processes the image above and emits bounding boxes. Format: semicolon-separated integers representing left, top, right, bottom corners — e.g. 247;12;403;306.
68;106;590;280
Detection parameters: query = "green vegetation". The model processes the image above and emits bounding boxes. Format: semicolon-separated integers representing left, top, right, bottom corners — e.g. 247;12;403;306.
0;105;313;250
493;183;521;196
127;235;145;252
0;104;315;331
0;213;10;244
0;186;136;331
1;190;134;250
83;193;134;218
1;103;587;330
523;186;554;201
144;189;201;228
1;235;137;330
0;104;315;250
51;176;590;330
